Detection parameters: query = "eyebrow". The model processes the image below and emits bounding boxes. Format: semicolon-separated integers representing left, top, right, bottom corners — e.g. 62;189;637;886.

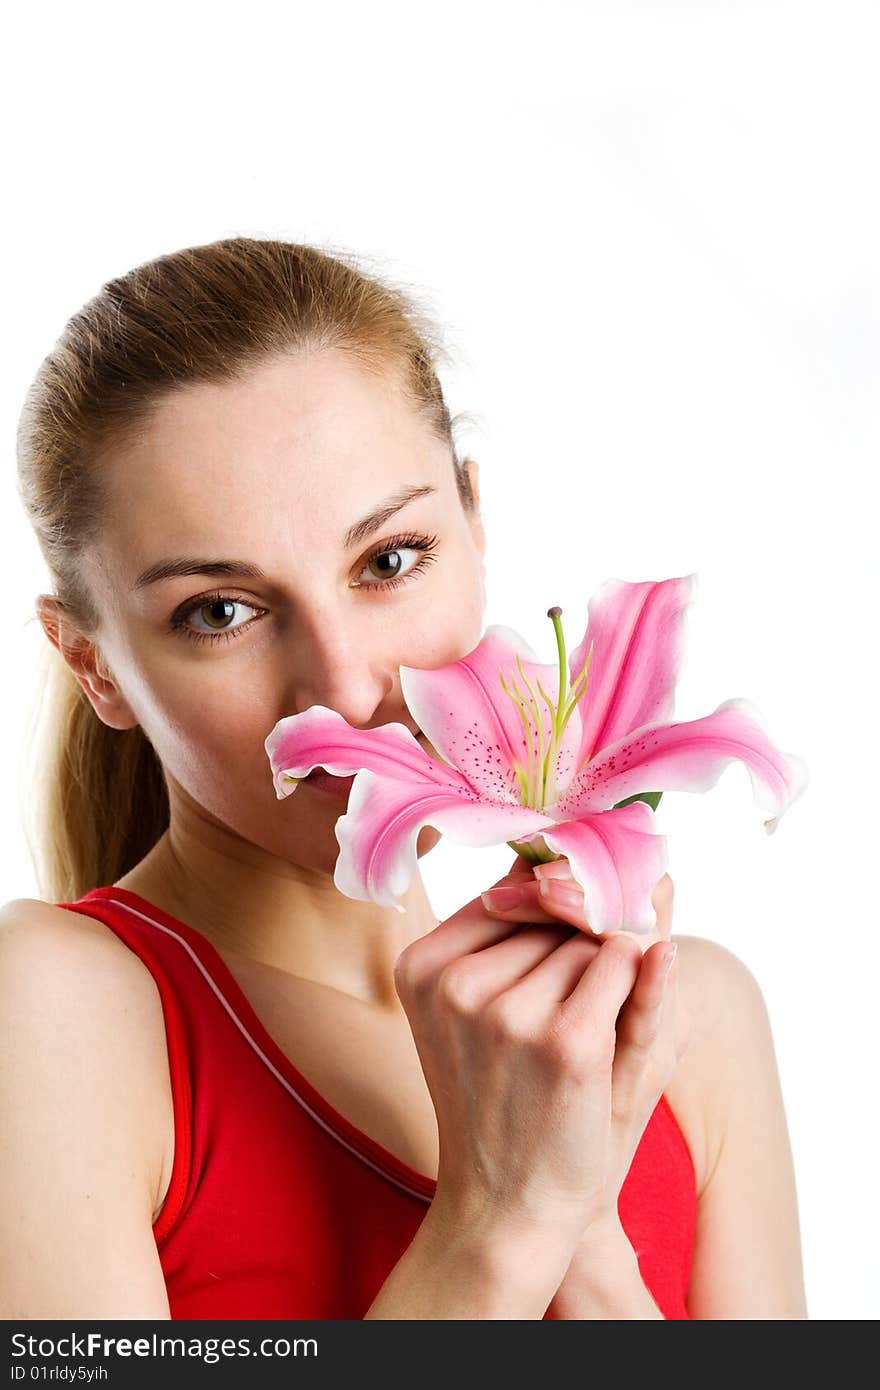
132;483;438;590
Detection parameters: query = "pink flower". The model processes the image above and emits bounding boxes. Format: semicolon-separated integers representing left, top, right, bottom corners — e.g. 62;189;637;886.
264;575;808;934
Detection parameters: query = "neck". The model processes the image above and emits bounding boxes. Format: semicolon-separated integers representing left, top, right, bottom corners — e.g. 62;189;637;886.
115;825;439;1010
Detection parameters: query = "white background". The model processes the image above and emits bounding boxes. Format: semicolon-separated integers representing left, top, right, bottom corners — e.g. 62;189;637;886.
3;0;877;1319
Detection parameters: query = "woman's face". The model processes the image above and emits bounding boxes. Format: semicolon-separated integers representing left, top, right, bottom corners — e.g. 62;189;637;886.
72;348;487;880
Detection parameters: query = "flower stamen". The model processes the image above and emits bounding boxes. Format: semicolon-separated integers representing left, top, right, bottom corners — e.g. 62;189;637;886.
500;608;594;811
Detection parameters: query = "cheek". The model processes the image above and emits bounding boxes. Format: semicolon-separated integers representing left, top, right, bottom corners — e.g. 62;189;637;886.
412;568;485;667
144;685;273;803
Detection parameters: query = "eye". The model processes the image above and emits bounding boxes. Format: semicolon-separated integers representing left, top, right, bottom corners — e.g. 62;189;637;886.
168;531;440;648
354;532;439;590
170;593;263;645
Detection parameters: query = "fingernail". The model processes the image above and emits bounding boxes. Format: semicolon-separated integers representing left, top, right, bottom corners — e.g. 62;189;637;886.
661;943;678;977
533;861;572;882
481;886;528;911
538;880;583;908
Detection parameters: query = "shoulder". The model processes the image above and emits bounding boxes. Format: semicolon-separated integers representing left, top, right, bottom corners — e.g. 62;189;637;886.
674;931;767;1041
2;892;137;949
1;892;169;982
0;896;174;1222
0;895;171;1034
665;933;807;1317
664;933;773;1197
0;897;175;1316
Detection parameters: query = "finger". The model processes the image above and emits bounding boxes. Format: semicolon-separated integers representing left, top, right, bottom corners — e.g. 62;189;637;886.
616;941;677;1054
483;867;674;957
656;940;692;1063
559;934;645;1036
651;874;674;943
612;942;678;1102
398;861;582;983
396;887;540;982
482;878;604;940
532;861;675;926
483;876;664;953
533;862;674;908
492;931;603;1024
532;858;574;883
439;921;590;1012
518;858;674;922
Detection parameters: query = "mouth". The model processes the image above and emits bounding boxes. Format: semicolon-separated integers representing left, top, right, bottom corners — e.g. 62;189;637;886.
304;767;358;799
303;728;427;799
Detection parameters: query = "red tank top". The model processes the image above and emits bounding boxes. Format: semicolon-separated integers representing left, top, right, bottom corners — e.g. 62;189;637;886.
57;886;696;1319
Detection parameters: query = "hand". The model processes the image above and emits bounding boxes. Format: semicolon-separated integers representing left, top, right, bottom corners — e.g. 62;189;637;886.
482;859;692;1311
393;861;691;1287
394;899;633;1251
481;855;671;954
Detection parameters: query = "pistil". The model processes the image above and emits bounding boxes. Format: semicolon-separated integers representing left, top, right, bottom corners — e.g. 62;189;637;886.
501;606;594;812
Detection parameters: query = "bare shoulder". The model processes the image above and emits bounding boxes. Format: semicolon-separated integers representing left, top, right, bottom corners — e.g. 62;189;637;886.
0;896;174;1223
672;930;768;1063
0;896;170;1045
2;894;143;952
663;932;771;1198
1;893;166;991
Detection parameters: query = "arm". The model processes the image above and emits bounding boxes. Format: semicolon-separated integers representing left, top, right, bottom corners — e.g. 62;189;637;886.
682;937;808;1319
543;1216;664;1319
544;935;808;1319
0;901;173;1319
365;1203;577;1319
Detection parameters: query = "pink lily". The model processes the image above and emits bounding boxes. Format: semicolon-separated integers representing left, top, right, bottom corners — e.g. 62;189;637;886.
264;574;808;935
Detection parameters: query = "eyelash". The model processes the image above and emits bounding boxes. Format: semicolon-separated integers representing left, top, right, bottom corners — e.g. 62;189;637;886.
169;531;440;646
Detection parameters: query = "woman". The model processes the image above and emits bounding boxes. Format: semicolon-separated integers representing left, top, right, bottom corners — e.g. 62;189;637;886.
2;237;807;1319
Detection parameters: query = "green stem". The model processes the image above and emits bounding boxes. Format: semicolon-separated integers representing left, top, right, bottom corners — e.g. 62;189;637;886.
505;838;562;865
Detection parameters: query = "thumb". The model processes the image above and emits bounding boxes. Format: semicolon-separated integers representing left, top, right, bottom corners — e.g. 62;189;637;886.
493;851;555;888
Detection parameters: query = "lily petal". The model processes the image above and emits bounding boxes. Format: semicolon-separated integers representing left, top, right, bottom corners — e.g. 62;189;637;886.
400;624;584;806
552;696;809;834
264;705;451;800
567;575;697;769
534;802;669;936
334;768;557;911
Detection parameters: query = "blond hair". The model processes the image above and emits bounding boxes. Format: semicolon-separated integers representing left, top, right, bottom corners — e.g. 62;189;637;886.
16;237;475;904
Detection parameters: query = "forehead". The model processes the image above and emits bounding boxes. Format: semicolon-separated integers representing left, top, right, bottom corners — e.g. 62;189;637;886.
100;349;448;573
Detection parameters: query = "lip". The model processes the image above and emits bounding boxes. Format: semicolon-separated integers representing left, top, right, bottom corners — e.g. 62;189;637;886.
302;729;427;800
305;768;357;799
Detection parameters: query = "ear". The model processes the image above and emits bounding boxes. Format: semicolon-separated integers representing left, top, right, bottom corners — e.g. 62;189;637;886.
35;595;140;732
463;458;486;560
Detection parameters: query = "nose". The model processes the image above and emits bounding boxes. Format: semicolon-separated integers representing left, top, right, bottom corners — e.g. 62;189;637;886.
282;609;394;728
